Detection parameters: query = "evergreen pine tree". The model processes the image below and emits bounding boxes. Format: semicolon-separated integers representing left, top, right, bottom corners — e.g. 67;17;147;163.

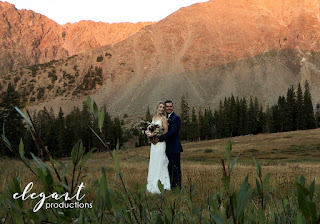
223;97;231;136
284;86;296;131
278;96;286;132
22;128;37;158
180;94;190;140
198;109;205;140
35;107;54;150
46;117;58;157
229;95;238;136
56;107;68;157
46;108;58;155
146;106;152;122
102;109;114;149
65;107;82;155
80;102;93;151
203;109;212;139
295;83;306;130
33;107;56;157
213;109;219;138
234;97;241;136
271;105;281;133
0;83;24;156
112;117;123;149
264;105;272;133
238;98;248;135
257;104;264;134
207;107;215;139
253;98;262;134
189;107;199;141
248;98;256;134
316;103;320;127
304;81;316;129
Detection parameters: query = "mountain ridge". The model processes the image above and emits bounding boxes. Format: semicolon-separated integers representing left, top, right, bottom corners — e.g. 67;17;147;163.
1;0;320;117
0;1;153;74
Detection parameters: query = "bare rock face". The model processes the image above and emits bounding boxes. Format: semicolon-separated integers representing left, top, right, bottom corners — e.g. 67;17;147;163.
0;1;153;75
62;21;152;55
1;2;64;73
2;0;320;116
81;0;320;115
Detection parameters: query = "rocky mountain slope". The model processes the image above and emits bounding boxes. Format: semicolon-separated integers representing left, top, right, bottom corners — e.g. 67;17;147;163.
0;1;153;75
1;0;320;117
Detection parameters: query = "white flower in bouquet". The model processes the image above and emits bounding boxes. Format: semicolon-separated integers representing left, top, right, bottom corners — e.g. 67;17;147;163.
133;120;164;137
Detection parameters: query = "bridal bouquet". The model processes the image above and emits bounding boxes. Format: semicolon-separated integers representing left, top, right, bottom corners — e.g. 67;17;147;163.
133;120;164;137
145;123;163;137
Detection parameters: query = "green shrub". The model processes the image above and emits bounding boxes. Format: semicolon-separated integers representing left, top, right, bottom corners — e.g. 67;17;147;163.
36;87;45;100
96;55;104;62
48;69;57;83
105;52;112;58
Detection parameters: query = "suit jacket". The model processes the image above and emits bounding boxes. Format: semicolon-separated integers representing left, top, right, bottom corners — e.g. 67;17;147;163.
158;112;183;154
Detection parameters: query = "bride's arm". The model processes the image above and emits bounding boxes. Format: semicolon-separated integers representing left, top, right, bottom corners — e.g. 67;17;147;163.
161;117;168;135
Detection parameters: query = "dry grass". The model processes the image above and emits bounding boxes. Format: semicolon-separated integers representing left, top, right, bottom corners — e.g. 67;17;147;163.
1;128;320;204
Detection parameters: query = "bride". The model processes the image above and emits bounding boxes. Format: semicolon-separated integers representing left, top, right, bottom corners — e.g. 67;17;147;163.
146;102;171;194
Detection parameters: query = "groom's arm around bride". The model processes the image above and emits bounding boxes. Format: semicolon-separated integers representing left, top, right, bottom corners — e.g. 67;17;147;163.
157;113;182;153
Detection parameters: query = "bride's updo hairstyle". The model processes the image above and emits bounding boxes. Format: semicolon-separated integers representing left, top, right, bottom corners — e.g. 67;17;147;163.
153;101;166;117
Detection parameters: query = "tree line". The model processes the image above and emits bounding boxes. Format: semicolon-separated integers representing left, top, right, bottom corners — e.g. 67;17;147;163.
0;83;124;158
1;81;319;155
179;81;319;141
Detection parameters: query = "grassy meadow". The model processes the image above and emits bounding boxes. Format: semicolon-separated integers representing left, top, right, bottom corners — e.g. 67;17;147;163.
1;128;320;207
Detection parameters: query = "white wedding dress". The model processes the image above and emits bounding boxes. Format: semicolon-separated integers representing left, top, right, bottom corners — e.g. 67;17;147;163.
146;118;171;194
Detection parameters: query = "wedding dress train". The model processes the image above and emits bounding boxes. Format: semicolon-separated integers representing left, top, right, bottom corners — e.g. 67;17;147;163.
146;119;171;194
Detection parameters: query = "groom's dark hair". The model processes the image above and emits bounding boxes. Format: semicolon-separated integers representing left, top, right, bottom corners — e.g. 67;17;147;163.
164;100;173;106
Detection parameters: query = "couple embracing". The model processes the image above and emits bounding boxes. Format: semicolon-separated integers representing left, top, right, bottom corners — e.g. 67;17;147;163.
146;100;183;194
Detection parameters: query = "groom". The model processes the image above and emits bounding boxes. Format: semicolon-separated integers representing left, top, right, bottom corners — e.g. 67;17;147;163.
154;100;182;189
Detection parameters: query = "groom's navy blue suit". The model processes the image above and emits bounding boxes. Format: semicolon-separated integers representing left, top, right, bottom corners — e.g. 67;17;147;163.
158;112;182;189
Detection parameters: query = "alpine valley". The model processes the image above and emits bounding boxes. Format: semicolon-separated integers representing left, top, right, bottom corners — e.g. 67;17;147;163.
1;0;320;117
